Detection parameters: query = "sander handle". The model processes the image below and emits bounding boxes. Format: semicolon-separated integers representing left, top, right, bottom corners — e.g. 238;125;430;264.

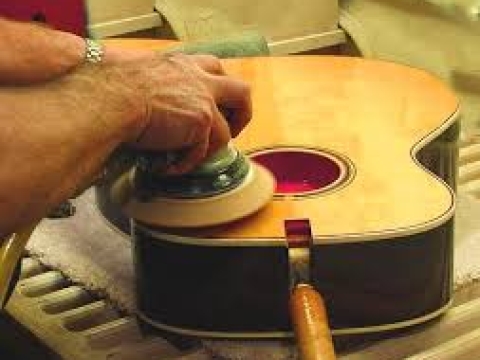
0;223;38;308
290;283;336;360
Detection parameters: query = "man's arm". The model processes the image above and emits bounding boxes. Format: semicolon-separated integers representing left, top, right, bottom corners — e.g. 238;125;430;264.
0;63;141;236
0;17;155;85
0;17;86;84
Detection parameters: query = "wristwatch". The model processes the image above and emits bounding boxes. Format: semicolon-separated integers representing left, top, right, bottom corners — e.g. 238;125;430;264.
84;38;104;64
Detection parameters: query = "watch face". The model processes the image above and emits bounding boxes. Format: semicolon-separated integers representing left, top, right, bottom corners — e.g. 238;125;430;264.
0;1;87;36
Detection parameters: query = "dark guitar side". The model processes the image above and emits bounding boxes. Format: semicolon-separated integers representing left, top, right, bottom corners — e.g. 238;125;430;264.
134;218;453;336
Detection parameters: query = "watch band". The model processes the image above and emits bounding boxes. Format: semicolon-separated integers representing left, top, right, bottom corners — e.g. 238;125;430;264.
84;38;104;64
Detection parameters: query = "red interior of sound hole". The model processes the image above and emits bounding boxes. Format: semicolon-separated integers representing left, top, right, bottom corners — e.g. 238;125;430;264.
251;150;342;195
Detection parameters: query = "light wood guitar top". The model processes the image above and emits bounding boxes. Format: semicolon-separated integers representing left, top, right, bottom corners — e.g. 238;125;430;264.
107;40;460;243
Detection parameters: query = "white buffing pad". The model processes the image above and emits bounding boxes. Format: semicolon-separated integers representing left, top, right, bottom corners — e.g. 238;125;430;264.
110;163;275;228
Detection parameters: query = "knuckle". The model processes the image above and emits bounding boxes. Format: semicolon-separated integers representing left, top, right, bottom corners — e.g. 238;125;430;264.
196;106;214;124
183;117;205;146
185;125;200;145
237;81;252;98
166;52;186;61
188;103;214;126
206;55;223;71
163;52;190;68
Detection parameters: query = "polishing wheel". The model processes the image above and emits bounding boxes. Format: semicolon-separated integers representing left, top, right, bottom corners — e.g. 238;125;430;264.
110;144;275;228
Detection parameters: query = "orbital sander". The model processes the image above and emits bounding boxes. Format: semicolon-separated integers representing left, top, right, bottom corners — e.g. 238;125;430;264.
110;143;276;228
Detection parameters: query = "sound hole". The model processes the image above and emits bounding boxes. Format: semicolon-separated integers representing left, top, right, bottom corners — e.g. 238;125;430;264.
251;148;347;196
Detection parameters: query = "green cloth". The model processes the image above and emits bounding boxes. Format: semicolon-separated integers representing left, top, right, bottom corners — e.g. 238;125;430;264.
165;30;270;57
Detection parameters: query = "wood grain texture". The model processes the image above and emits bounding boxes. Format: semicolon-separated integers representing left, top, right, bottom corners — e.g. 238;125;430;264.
220;56;459;241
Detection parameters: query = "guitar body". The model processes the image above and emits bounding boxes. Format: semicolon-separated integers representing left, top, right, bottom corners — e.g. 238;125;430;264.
100;54;460;337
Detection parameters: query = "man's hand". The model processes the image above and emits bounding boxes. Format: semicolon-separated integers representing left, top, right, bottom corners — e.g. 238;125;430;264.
125;53;252;174
0;49;252;237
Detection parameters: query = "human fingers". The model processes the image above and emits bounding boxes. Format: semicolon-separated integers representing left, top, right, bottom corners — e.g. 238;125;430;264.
165;123;211;175
189;54;226;76
165;103;231;174
205;105;233;157
189;55;251;136
209;77;252;137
